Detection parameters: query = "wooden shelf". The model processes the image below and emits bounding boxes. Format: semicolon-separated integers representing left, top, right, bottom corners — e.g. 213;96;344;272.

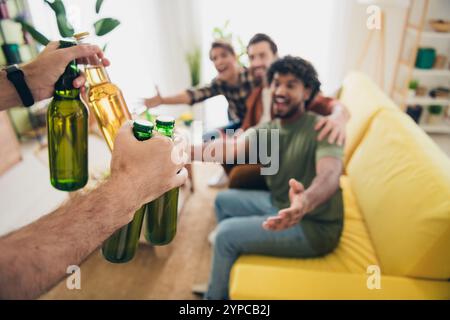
391;0;450;139
408;28;450;39
407;96;450;105
413;68;450;77
420;123;450;135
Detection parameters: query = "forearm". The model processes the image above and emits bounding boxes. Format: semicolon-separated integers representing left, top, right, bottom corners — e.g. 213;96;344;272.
303;158;342;213
190;138;246;164
0;64;47;110
162;91;192;105
190;139;228;163
0;70;22;110
0;178;139;299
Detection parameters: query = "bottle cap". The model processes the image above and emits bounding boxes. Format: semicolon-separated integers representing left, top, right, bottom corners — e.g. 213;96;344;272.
73;32;90;41
133;119;154;133
156;115;175;127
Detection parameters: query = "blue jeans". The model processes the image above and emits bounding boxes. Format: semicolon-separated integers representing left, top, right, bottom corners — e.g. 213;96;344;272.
205;189;318;300
202;120;242;142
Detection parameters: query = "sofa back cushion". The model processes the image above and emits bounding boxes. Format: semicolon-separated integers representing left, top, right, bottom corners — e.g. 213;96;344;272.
339;72;397;166
347;110;450;279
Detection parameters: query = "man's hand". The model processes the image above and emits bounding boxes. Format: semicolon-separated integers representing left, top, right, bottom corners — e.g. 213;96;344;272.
263;179;309;231
144;86;163;108
110;121;188;218
21;41;110;102
315;112;347;146
315;101;349;146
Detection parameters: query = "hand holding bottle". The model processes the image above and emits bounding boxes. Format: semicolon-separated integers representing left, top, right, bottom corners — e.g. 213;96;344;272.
110;121;188;211
22;41;110;102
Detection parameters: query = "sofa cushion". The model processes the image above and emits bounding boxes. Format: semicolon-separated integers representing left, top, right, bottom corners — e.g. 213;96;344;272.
230;176;379;297
230;264;450;299
347;110;450;279
339;72;397;166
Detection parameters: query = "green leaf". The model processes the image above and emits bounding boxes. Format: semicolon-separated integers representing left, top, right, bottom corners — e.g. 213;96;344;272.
95;0;104;14
44;0;74;37
56;14;75;37
212;27;223;39
186;47;201;87
15;18;50;46
237;36;245;50
94;18;120;36
44;0;64;12
102;43;108;52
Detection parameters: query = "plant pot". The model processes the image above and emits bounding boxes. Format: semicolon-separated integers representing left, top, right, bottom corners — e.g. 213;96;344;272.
415;48;436;69
415;86;427;96
406;105;423;124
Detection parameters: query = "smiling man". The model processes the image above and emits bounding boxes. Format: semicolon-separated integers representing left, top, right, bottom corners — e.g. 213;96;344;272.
244;33;348;144
192;56;344;299
224;33;349;190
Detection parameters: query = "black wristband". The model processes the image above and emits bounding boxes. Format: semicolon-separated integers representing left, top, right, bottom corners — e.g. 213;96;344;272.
4;64;35;107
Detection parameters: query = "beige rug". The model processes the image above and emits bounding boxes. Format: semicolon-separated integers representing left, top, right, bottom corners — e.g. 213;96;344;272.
40;162;221;300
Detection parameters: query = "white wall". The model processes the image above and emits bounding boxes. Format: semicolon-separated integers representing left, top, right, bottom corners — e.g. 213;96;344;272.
340;0;408;93
199;0;338;93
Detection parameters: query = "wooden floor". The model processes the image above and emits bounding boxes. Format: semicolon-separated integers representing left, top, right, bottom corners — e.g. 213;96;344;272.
40;163;221;300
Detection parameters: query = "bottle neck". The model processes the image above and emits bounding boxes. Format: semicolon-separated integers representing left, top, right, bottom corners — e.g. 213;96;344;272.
53;88;80;100
74;37;109;86
85;65;110;86
54;60;80;99
156;125;174;138
54;88;80;99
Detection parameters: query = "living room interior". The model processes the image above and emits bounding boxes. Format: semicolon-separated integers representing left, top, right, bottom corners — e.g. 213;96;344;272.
0;0;449;300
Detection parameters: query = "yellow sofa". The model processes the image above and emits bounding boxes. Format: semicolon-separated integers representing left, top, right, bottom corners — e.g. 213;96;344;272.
229;72;450;299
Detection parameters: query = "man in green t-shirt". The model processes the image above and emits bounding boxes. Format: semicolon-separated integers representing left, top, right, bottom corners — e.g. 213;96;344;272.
192;56;344;300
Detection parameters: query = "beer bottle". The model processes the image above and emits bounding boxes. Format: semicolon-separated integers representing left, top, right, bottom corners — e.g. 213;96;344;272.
47;40;88;191
145;116;179;245
73;32;131;151
102;119;153;263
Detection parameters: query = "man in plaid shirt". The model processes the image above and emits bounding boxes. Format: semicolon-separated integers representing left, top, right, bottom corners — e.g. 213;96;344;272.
186;65;256;127
145;40;256;140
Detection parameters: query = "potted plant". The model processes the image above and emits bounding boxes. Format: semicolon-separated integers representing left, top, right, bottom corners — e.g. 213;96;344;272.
179;111;194;127
408;79;419;98
427;105;444;124
15;0;120;50
186;47;201;87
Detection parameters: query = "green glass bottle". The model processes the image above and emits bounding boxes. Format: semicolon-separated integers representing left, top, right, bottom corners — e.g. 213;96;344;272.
145;116;179;245
102;120;154;263
47;40;88;191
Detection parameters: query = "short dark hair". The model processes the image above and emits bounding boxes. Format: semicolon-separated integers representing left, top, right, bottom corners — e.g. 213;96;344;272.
247;33;278;55
267;55;321;106
209;40;235;60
